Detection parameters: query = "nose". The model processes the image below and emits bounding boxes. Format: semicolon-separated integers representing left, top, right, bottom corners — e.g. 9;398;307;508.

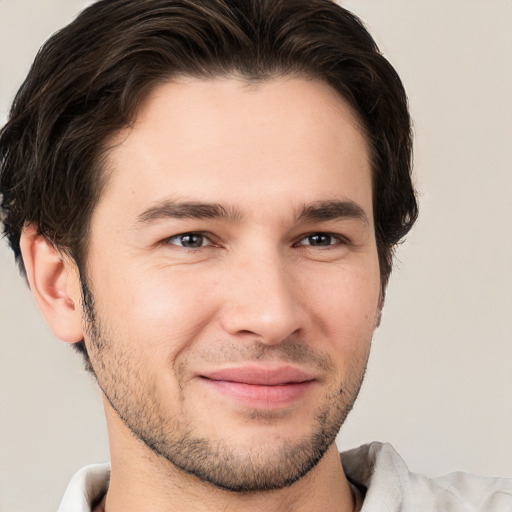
218;251;308;345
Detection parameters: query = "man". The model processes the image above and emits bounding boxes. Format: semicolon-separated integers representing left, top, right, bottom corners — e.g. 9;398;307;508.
0;0;510;511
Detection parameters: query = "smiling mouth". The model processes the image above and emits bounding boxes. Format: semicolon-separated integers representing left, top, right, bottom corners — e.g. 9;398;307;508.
198;366;316;408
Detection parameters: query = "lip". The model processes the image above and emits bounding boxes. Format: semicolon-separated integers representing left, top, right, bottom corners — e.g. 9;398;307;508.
201;365;315;385
198;365;316;408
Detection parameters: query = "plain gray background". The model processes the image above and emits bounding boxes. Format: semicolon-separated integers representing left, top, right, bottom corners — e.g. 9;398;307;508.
1;1;511;511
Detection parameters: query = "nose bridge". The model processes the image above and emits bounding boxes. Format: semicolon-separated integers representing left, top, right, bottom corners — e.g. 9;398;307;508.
220;245;305;344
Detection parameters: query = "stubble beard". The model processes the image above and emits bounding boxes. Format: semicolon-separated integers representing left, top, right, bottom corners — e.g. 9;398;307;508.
81;281;370;493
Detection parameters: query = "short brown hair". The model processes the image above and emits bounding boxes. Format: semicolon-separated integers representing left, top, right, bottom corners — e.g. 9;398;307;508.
0;0;417;360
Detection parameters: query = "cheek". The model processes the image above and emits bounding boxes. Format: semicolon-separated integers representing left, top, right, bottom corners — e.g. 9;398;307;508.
100;265;223;355
304;262;380;347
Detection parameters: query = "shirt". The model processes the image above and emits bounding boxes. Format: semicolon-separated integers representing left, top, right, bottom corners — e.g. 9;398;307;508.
57;442;512;511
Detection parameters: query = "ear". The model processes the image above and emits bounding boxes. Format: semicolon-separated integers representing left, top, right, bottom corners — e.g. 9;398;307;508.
374;289;384;329
19;225;84;343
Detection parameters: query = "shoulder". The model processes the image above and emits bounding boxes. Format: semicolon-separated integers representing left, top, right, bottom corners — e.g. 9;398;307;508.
341;442;512;512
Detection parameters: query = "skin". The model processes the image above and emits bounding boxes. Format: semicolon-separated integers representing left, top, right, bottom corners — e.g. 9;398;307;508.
22;77;381;511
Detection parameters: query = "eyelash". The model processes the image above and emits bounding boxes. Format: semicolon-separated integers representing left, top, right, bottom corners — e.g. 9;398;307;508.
164;231;350;250
294;233;349;248
165;232;214;249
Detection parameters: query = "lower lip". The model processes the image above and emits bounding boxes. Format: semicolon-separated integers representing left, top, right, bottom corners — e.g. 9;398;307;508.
200;378;314;408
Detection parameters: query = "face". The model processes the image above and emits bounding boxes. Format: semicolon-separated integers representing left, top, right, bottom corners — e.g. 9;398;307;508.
82;77;381;491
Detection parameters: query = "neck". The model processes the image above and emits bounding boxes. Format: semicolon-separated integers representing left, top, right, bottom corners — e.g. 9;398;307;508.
105;446;354;512
102;410;355;512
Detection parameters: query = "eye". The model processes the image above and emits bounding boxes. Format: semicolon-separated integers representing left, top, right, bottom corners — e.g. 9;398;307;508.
166;232;212;248
296;233;345;247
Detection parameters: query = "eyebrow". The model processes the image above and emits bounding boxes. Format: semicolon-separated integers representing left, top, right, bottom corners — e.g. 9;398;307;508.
137;200;243;224
136;198;369;226
297;200;369;225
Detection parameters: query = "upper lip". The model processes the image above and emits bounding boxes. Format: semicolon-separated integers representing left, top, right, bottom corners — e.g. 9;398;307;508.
199;365;316;386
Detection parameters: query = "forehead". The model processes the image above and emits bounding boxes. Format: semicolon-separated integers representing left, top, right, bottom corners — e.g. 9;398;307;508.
96;77;372;224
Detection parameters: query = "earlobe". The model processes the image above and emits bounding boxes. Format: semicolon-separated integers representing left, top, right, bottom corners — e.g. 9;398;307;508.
19;225;84;343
